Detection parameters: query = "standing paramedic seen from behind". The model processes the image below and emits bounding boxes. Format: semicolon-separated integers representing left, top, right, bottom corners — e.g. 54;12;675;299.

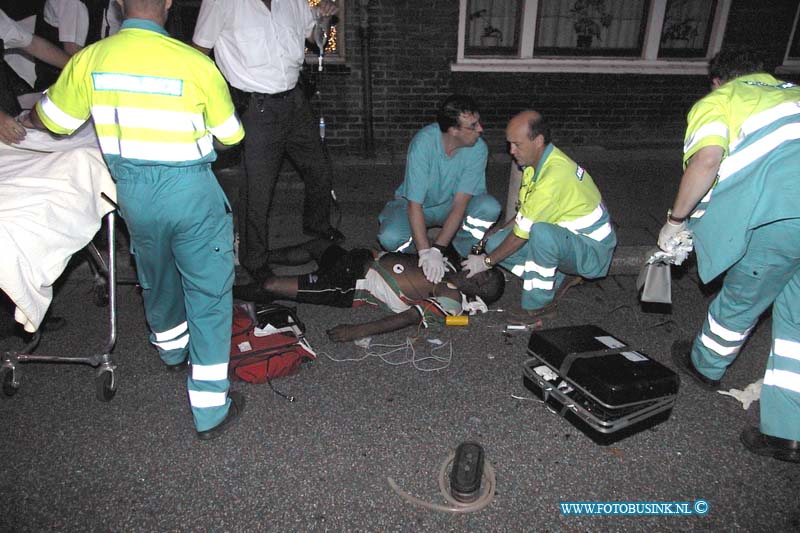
660;48;800;463
23;0;246;441
377;94;501;284
462;110;616;325
192;0;344;286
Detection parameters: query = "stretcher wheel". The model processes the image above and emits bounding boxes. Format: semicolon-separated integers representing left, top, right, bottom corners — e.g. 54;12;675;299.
1;367;18;397
95;369;116;402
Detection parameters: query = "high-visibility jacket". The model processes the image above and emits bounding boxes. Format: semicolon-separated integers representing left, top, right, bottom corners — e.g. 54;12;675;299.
513;144;611;243
35;18;244;176
684;73;800;281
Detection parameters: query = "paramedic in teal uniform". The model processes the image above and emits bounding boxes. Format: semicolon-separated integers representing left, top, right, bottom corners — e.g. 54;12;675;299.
660;48;800;463
24;0;246;440
377;94;501;284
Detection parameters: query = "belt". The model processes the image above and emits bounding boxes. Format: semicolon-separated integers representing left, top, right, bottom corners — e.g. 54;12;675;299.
250;86;296;99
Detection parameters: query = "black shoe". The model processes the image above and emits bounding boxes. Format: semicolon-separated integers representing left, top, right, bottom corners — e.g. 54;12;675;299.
304;226;345;244
740;426;800;463
670;340;721;391
232;283;274;304
197;391;245;441
165;357;189;373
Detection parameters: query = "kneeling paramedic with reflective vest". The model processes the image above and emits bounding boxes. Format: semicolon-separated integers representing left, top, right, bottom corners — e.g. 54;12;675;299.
23;0;246;441
462;110;616;326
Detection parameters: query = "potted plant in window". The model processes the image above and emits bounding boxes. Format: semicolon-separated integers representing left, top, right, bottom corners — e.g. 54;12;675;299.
661;17;699;47
470;8;503;47
570;0;612;49
481;24;503;47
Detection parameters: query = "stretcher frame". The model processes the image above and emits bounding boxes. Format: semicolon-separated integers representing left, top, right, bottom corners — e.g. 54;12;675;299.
1;210;120;401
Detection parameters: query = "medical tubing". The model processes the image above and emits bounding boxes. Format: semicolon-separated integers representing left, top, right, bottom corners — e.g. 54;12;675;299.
387;452;496;513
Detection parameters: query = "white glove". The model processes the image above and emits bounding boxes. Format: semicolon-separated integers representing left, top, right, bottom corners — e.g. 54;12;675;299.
418;247;446;284
658;219;688;252
461;254;490;279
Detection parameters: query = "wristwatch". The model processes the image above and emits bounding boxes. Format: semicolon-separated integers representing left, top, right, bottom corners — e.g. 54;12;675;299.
483;255;493;268
667;209;687;224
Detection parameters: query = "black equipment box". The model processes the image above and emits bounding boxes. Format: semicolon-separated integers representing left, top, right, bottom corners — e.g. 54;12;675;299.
522;325;680;444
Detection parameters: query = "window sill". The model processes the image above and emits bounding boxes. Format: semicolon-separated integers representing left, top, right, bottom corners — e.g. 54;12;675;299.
451;58;711;75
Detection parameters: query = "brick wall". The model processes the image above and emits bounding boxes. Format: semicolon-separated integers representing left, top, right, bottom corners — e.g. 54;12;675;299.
170;0;798;158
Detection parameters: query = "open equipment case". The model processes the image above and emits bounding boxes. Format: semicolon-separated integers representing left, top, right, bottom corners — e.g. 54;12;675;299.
522;325;680;445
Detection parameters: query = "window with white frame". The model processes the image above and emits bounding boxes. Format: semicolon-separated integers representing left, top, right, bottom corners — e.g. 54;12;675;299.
779;3;800;73
455;0;730;74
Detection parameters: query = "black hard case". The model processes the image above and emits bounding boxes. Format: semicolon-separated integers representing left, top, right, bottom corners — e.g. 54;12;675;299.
523;325;680;444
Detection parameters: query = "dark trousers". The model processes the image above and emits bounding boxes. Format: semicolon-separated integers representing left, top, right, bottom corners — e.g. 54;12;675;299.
239;86;333;273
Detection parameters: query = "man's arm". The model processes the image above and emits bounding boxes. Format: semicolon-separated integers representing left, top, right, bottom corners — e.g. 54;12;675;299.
23;34;71;68
193;44;211;55
407;201;431;251
434;192;471;248
486;231;526;266
667;145;725;219
326;308;421;342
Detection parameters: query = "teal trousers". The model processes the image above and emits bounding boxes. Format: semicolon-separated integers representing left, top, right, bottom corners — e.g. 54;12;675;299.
377;194;501;257
486;223;615;311
691;218;800;441
115;164;235;432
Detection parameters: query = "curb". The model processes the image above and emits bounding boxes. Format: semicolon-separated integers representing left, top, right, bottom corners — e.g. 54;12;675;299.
609;245;653;276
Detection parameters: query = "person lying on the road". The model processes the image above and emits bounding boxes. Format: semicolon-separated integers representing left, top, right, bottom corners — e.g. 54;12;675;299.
233;241;505;342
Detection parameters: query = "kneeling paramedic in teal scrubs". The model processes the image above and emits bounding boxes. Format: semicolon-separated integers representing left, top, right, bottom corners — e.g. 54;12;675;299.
23;0;246;440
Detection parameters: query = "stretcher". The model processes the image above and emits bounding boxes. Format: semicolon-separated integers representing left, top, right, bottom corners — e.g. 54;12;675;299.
0;127;121;400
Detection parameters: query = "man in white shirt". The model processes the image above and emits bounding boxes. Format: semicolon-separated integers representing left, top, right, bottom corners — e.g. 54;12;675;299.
0;8;69;143
0;0;89;90
193;0;344;285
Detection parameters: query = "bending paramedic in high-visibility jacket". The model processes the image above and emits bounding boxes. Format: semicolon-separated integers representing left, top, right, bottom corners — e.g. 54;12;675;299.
659;48;800;463
23;0;246;441
461;110;616;326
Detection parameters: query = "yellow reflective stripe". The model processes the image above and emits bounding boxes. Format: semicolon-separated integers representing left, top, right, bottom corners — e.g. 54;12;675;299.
708;313;749;342
465;215;493;229
40;95;86;131
523;278;554;291
684;121;728;154
700;333;738;356
763;369;800;393
154;321;188;341
557;205;603;232
188;390;227;408
92;72;183;96
98;135;213;161
209;114;242;140
192;363;229;381
92;105;205;132
718;123;800;182
774;338;800;361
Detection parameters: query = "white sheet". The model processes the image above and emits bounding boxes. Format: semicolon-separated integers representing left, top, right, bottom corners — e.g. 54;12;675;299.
0;133;116;332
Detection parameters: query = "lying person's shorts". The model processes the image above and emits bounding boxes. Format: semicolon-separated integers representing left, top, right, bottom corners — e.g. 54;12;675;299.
296;246;373;307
